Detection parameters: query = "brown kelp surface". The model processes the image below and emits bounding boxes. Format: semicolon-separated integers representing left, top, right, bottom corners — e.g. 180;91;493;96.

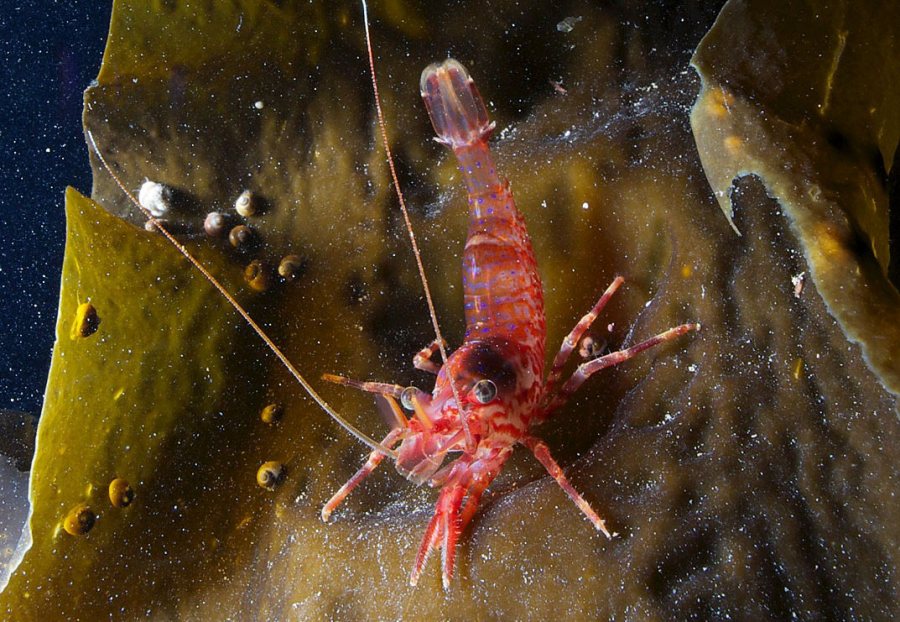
1;0;896;619
692;0;900;396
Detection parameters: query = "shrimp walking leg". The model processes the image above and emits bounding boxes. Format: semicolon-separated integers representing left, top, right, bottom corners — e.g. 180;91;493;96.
543;276;625;400
410;483;467;589
546;322;701;414
321;428;404;521
457;459;506;533
521;436;612;538
413;338;445;374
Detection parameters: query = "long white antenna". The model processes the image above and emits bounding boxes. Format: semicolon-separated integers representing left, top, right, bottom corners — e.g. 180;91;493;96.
360;0;473;450
86;130;396;459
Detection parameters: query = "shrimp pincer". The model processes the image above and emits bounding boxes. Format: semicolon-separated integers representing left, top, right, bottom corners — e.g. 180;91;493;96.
322;58;701;589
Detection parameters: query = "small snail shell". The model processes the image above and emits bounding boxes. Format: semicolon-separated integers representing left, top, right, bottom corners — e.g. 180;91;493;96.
578;336;603;359
138;180;174;217
234;190;258;217
70;302;100;339
260;403;283;425
63;503;96;536
278;255;306;282
108;478;135;508
256;461;285;491
244;260;272;292
144;218;171;233
229;224;256;250
204;212;229;237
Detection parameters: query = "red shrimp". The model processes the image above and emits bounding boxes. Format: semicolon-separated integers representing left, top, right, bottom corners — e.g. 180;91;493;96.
88;2;699;591
320;58;700;588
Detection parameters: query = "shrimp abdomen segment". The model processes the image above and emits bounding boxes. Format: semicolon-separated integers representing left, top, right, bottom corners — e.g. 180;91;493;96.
421;59;495;149
461;174;544;348
421;58;546;348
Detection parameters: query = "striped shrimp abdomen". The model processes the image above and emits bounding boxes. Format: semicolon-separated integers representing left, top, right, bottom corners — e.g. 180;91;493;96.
459;151;544;350
420;59;545;365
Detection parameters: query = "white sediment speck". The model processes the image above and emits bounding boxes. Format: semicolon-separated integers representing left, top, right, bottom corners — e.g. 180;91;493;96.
254;100;264;110
791;271;806;298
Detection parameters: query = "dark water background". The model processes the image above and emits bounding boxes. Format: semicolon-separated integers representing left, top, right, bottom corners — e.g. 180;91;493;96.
0;2;111;413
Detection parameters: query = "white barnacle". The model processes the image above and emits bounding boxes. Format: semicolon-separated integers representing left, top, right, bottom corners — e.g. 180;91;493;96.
138;180;174;217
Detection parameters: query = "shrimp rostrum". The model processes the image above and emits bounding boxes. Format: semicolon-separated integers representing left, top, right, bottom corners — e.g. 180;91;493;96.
322;59;700;589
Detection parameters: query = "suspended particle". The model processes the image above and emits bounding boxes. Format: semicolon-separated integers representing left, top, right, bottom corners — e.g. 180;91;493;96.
256;461;285;491
204;211;229;237
108;478;135;508
792;272;806;298
277;254;306;282
244;259;272;292
260;403;283;425
138;180;174;217
556;16;582;33
234;189;258;217
70;301;100;339
63;504;96;536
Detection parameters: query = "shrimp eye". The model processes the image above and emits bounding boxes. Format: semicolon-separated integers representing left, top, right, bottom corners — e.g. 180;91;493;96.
400;386;418;411
472;379;497;404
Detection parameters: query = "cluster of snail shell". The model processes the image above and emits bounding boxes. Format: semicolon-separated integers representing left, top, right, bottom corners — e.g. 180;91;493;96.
60;182;298;537
62;478;135;537
205;189;305;291
137;182;305;292
226;190;306;291
209;194;294;489
137;185;296;495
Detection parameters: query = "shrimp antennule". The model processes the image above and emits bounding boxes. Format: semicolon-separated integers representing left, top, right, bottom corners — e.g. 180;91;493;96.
360;0;472;450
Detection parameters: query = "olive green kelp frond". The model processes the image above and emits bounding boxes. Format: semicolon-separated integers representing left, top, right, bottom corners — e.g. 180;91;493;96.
691;0;900;395
1;0;897;619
